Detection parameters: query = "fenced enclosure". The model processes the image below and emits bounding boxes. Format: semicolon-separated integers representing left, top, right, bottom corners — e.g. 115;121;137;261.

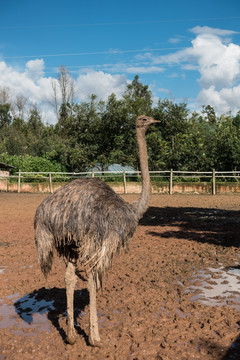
1;169;240;195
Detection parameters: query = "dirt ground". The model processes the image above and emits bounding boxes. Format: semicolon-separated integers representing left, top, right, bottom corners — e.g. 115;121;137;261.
0;193;240;360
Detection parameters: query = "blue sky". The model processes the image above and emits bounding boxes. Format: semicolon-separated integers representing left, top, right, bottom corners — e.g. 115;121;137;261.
1;0;240;123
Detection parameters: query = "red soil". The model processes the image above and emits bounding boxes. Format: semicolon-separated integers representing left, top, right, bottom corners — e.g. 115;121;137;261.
0;193;240;360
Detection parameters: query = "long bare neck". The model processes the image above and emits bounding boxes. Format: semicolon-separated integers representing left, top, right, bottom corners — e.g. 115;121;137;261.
135;126;151;219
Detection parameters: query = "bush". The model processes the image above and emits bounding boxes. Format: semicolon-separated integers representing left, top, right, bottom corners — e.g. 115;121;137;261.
0;153;65;174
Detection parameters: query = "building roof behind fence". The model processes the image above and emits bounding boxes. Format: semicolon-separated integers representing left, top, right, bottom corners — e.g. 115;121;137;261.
88;163;136;173
0;162;15;170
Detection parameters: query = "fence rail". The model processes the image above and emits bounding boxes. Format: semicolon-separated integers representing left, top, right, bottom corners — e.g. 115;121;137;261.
1;169;240;194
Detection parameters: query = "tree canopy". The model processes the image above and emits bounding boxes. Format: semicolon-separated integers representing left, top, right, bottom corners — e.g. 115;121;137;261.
1;75;240;173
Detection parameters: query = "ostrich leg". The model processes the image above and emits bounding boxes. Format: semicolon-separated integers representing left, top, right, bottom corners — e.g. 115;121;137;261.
88;272;102;347
65;260;77;344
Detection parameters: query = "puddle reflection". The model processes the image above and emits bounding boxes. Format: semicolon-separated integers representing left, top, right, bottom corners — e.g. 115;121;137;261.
15;294;55;323
186;266;240;307
0;287;89;340
0;266;7;274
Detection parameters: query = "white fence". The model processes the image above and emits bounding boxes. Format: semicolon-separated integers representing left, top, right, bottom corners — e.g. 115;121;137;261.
1;169;240;195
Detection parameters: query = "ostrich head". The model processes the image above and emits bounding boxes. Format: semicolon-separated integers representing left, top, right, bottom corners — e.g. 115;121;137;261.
136;115;160;132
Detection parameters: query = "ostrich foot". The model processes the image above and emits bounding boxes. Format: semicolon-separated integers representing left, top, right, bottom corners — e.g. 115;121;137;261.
66;328;77;345
88;335;102;347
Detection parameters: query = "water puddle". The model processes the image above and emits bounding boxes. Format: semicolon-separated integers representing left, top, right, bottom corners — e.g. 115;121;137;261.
186;266;240;307
0;266;7;274
0;287;89;337
0;292;54;335
98;310;122;329
15;294;55;323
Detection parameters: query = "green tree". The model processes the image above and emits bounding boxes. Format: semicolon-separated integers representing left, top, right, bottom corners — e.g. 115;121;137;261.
0;153;64;173
153;99;189;142
94;94;130;170
54;95;103;171
123;75;153;117
232;111;240;128
201;105;217;126
214;118;240;170
26;107;50;157
0;103;12;129
146;131;169;170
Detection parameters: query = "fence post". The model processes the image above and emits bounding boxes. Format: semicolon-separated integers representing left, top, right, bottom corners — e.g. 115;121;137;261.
123;171;127;194
49;172;53;193
18;170;21;193
91;171;95;178
212;168;216;195
169;169;173;195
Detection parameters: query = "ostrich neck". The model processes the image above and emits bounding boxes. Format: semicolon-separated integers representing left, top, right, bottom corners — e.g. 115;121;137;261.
135;128;151;220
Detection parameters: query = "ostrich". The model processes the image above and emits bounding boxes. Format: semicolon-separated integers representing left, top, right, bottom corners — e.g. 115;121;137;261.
34;115;159;346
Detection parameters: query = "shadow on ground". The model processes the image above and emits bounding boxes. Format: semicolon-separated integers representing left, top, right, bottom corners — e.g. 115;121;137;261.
14;287;89;343
141;206;240;248
221;334;240;360
141;206;240;359
13;206;240;358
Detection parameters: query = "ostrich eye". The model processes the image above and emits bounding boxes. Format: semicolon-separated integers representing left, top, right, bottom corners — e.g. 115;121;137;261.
142;118;148;121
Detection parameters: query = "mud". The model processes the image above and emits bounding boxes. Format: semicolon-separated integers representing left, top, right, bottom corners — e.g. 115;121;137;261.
0;193;240;360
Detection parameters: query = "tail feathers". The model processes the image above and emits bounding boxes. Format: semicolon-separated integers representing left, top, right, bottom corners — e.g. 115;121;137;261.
35;225;54;278
39;249;54;278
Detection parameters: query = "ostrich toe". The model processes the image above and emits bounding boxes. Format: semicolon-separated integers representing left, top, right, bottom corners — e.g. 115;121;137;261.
66;328;77;345
88;336;102;347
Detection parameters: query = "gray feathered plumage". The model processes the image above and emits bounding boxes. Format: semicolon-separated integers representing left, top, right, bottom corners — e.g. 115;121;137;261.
34;177;138;286
34;115;159;346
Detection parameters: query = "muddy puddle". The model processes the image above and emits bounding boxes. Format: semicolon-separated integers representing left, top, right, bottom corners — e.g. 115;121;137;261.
0;266;7;274
0;287;91;341
186;265;240;307
1;193;240;359
1;265;239;336
0;292;53;336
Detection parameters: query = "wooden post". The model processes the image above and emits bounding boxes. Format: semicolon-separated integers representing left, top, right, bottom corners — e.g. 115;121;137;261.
18;170;21;193
212;168;216;195
123;171;127;194
91;171;95;178
169;169;173;195
49;172;53;193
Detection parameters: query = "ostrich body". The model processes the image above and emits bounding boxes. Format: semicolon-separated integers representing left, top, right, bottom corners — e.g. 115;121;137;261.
34;115;159;346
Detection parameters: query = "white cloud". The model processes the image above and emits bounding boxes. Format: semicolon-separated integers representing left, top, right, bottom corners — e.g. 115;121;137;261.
190;26;238;37
198;85;240;114
158;87;173;97
25;59;44;81
168;35;185;44
182;64;199;70
191;33;240;89
0;61;43;101
0;62;129;123
152;26;240;114
168;72;179;78
126;66;164;74
75;71;128;102
1;25;240;122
